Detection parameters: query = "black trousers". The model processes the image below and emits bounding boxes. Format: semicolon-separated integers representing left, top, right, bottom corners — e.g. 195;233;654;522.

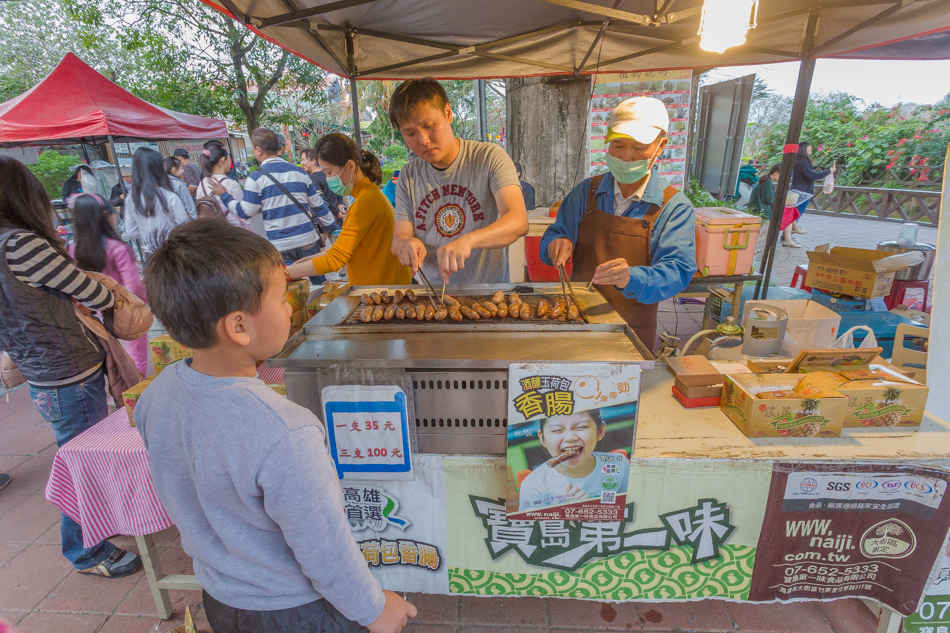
203;590;368;633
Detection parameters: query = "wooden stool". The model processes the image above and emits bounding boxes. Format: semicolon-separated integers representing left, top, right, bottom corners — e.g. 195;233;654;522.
790;264;811;292
885;279;930;312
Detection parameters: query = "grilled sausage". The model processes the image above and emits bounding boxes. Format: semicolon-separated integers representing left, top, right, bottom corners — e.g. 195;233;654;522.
519;302;532;319
484;302;499;317
380;290;392;304
371;305;385;322
416;304;427;321
497;302;509;318
384;304;398;320
550;301;565;320
396;304;408;319
361;293;373;306
434;307;448;321
424;305;436;321
472;302;492;318
509;292;522;306
460;305;480;320
448;307;463;322
370;292;382;305
491;291;505;304
567;301;580;321
405;289;418;303
536;299;550;318
405;306;417;319
360;306;374;322
393;290;405;304
443;295;460;308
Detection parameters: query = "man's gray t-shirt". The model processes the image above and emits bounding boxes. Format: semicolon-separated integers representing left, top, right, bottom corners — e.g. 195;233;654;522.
395;138;520;284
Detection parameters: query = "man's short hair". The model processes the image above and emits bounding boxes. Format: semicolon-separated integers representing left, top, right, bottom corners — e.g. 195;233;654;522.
388;79;450;130
172;148;190;159
250;128;282;155
144;218;284;349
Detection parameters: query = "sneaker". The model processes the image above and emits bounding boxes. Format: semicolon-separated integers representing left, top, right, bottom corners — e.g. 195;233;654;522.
781;239;802;248
0;473;10;492
78;548;142;578
792;225;809;234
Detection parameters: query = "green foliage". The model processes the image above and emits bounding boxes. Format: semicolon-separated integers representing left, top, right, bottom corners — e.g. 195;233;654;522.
684;178;748;213
28;151;77;199
383;144;408;162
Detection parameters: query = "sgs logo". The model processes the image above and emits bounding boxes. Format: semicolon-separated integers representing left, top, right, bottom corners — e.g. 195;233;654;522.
827;481;851;492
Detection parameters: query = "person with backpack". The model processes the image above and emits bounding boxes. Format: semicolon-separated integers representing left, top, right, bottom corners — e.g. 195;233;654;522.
124;148;191;258
68;194;149;374
163;156;198;220
195;141;251;230
0;156;142;578
211;128;335;265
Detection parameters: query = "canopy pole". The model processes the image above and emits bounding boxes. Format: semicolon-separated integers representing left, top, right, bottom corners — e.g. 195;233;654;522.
107;135;123;203
225;136;238;180
475;80;488;142
346;30;362;148
756;11;818;300
80;143;91;164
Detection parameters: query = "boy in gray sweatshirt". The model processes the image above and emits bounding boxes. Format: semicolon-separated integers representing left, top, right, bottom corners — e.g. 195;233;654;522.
135;218;416;633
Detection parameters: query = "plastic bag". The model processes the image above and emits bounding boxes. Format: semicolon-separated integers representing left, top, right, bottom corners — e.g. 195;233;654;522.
834;326;878;350
822;172;835;195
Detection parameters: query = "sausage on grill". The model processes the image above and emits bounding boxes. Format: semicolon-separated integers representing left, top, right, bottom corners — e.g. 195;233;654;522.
393;290;405;304
484;302;499;317
497;302;509;318
460;306;480;320
443;295;460;307
360;306;374;322
434;307;448;321
416;304;427;321
448;307;463;322
536;299;550;318
550;302;565;320
509;292;522;306
384;304;398;320
424;305;436;321
567;301;580;320
380;290;392;304
370;292;382;305
405;289;418;303
361;294;373;306
396;304;408;319
405;306;417;319
491;291;505;304
371;305;385;322
472;303;492;318
519;303;532;319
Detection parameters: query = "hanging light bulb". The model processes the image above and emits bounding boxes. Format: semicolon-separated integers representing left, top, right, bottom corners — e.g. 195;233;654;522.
698;0;759;54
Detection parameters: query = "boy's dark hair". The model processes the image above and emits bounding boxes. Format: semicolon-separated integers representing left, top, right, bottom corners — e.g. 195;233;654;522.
539;409;605;435
388;79;450;130
251;128;282;155
144;218;283;349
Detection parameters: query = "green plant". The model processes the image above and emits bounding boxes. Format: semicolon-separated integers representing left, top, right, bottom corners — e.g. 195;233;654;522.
28;151;78;200
684;178;746;213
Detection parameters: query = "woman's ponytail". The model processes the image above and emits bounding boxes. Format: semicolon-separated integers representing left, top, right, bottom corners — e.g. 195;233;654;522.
360;149;383;185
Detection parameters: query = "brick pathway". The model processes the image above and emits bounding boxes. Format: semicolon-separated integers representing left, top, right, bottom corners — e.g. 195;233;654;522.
0;213;925;632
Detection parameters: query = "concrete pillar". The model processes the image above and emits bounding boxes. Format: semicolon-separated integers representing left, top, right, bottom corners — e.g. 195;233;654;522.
506;75;592;208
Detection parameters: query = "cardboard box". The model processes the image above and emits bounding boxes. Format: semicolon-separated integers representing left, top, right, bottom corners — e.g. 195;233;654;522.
781;349;929;427
667;356;725;405
743;299;841;349
122;376;155;427
149;335;191;375
805;244;924;299
672;385;721;408
720;373;849;437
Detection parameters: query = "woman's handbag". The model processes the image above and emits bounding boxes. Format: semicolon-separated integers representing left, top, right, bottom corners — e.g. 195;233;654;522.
0;351;26;391
83;272;153;340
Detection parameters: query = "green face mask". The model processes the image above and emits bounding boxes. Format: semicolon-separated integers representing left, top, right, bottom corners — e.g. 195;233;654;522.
606;146;660;184
327;163;354;196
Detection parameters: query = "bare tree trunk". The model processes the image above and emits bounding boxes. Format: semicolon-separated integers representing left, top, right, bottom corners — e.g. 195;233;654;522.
506;76;592;207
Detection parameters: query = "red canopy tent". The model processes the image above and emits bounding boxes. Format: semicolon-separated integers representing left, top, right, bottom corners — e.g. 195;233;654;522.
0;52;228;146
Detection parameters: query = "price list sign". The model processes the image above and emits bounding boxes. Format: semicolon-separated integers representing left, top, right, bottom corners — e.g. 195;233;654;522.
323;385;412;481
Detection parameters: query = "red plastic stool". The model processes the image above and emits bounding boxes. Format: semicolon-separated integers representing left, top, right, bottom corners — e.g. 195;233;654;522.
790;264;811;292
885;279;931;312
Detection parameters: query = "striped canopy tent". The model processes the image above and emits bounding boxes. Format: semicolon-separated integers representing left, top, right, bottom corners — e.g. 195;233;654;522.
199;0;950;290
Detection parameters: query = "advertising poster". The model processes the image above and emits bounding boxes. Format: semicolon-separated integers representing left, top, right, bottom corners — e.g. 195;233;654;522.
749;463;950;615
447;456;772;600
903;533;950;633
589;70;692;188
506;363;640;521
347;455;449;594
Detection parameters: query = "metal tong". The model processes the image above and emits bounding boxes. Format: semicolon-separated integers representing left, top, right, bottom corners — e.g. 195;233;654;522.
557;264;585;319
416;268;444;310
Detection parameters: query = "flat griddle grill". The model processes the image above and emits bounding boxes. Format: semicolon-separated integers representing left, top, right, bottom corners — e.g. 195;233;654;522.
343;293;586;326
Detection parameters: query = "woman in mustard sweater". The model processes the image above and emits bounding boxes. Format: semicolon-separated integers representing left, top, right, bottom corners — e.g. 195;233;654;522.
287;134;411;285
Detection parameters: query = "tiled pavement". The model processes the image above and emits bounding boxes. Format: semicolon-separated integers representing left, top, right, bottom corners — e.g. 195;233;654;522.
0;213;929;632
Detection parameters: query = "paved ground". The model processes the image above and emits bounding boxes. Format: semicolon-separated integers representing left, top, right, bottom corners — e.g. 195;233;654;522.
0;213;931;632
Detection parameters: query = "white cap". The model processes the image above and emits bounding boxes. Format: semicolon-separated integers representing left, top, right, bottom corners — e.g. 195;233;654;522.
606;97;670;144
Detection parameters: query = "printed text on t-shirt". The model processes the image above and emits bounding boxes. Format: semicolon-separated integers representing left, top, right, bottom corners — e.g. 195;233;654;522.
416;184;485;237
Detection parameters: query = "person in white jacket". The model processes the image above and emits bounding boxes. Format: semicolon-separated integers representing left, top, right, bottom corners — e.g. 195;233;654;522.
124;148;191;257
195;141;252;231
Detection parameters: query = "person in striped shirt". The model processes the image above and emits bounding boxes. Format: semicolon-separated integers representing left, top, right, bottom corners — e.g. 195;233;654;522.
212;128;335;268
0;156;142;578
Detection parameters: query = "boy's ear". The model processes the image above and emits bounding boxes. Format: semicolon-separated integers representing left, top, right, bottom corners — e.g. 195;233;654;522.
221;311;252;347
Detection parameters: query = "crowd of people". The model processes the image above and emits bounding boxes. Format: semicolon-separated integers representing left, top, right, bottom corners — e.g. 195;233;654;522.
0;80;700;633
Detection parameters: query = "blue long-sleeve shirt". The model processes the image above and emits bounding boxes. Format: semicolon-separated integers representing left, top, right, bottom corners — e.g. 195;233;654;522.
540;169;696;305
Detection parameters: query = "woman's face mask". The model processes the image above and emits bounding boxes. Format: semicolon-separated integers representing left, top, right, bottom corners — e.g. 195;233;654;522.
327;161;354;196
605;142;662;184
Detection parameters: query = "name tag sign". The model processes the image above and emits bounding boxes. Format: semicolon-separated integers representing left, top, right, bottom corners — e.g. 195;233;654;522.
323;385;412;480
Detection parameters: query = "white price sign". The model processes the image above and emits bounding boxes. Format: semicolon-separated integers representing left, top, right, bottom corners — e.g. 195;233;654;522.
323;385;412;480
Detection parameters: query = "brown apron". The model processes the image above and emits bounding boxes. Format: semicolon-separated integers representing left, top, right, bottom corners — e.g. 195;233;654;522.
570;175;663;351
